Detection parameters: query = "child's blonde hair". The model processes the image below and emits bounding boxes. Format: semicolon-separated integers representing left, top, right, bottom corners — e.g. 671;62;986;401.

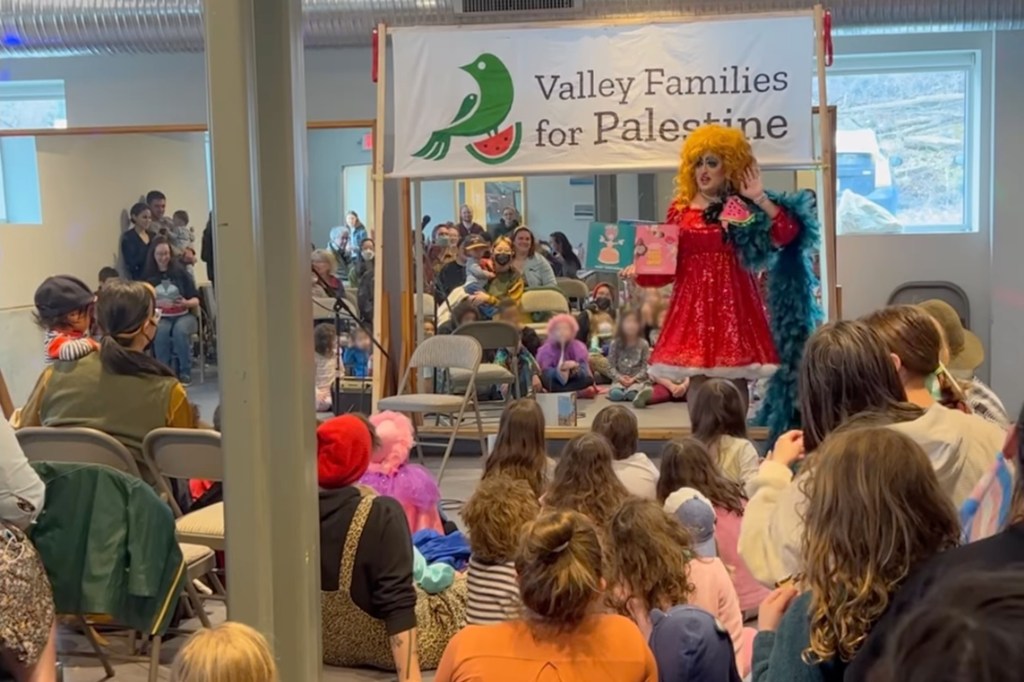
170;622;278;682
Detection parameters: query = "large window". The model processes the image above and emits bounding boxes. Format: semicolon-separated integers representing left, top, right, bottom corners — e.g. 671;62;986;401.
0;80;66;130
816;52;977;234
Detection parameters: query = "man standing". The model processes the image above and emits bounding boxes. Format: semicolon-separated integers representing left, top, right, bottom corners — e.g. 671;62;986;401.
488;205;520;242
147;189;175;235
456;204;486;240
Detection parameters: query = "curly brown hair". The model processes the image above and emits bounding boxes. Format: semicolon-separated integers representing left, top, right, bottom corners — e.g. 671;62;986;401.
801;424;960;664
544;433;630;528
516;510;604;635
607;498;694;612
482;399;549;498
656;438;746;515
463;476;540;564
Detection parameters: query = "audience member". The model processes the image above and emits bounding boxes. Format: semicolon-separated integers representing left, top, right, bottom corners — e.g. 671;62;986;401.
1;415;58;682
752;424;959;681
604;310;651;403
548;231;581;279
658;438;769;614
425;223;459;296
455;205;486;240
345;211;369;254
866;570;1024;682
437;299;480;336
544;433;631;529
144;236;201;384
690;378;760;489
97;266;120;289
919;298;1009;427
327;226;354;282
201;213;215;286
510;226;557;289
17;280;194;470
536;314;596;397
481;399;554;499
493;300;543;398
147;189;174;235
121;202;154;280
496;298;540;354
738;320;996;586
610;498;751;677
318;414;466;675
314;323;338;411
34;275;99;364
435;510;657;682
169;209;194;257
312;249;342;298
352;238;375;324
466;237;524;317
846;403;1024;680
591;405;659;500
170;622;278;682
462;476;540;625
436;235;469;303
462;235;496;315
488;206;520;243
343;327;372;378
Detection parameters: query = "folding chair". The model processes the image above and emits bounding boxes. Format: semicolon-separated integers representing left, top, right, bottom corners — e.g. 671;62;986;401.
556;277;590;311
190;306;206;383
887;280;971;328
521;288;570;337
17;426;142;477
378;335;486;483
453;321;521;400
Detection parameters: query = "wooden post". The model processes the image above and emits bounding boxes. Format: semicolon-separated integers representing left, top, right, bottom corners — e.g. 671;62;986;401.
372;23;388;407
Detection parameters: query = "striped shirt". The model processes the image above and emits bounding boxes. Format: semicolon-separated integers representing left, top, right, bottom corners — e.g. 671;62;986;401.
466;557;521;626
965;378;1010;430
43;330;97;365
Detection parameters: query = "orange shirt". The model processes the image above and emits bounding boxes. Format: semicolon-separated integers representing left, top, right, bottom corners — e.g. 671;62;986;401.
435;614;657;682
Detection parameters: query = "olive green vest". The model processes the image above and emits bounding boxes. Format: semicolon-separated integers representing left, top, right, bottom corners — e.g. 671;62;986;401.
41;353;178;457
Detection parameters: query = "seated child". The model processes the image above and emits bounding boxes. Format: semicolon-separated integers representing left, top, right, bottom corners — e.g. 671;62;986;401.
34;275;99;364
494;300;543;398
461;475;540;625
606;310;652;404
358;411;443;534
314;323;341;412
536;314;596;398
437;299;480;335
690;378;760;490
97;266;120;290
343;327;372;378
462;234;496;317
171;622;278;682
592;404;659;500
169;209;194;256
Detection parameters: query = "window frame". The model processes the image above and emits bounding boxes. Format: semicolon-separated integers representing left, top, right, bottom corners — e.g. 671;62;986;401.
0;79;67;130
823;49;981;235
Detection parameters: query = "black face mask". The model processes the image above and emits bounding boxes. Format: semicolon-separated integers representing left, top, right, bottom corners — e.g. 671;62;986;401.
494;253;512;266
595;297;612;311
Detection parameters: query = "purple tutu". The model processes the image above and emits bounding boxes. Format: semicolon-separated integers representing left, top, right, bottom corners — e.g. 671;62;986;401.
359;463;440;511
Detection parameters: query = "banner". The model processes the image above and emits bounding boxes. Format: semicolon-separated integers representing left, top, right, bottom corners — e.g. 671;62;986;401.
391;15;814;178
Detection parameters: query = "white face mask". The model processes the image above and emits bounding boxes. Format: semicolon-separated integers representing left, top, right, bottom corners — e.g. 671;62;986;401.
362;250;375;261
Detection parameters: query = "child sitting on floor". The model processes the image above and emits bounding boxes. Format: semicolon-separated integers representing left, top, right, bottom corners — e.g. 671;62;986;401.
592;404;659;500
690;378;760;490
357;411;443;534
34;275;100;364
606;309;652;404
494;299;543;398
536;313;596;398
314;323;340;412
462;475;540;625
171;622;278;682
343;326;372;378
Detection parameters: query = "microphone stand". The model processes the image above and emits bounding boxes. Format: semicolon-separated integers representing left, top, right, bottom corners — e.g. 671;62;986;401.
312;268;391;416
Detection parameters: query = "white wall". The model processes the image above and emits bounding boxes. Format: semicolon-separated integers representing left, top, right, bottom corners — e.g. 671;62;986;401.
307;127;373;248
0;132;210;402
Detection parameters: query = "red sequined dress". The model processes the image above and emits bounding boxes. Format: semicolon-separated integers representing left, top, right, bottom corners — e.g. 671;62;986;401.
637;203;799;381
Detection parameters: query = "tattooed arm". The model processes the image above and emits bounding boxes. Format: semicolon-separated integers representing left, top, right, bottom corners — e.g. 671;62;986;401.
389;629;422;682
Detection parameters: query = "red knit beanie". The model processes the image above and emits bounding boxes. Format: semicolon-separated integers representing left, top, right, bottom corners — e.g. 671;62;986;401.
316;414;372;489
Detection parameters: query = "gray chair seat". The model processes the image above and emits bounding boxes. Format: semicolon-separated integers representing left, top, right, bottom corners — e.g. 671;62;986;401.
378;393;469;412
451;364;514;386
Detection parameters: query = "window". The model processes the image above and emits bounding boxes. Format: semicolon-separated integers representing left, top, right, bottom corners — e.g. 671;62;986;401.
0;80;66;130
815;52;977;233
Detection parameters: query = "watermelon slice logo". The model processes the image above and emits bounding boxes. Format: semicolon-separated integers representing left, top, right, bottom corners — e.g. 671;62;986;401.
413;53;522;166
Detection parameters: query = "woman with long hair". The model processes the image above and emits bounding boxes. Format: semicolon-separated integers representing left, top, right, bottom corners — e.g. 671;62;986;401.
543;433;630;528
690;378;760;488
609;497;750;677
658;438;770;614
510;226;557;289
16;280;194;462
121;201;153;280
480;399;552;498
549;231;582;279
144;235;201;385
753;424;960;680
435;510;657;681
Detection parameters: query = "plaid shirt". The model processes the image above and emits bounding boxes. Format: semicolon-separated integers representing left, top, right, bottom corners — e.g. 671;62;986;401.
965;377;1011;430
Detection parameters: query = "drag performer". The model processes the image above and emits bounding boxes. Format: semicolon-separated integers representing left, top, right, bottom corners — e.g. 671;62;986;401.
623;124;821;440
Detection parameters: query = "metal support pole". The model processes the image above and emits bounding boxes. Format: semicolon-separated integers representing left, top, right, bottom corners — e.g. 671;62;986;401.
204;0;321;678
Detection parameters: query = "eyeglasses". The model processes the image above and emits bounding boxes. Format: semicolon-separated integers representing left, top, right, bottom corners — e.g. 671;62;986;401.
152;309;163;323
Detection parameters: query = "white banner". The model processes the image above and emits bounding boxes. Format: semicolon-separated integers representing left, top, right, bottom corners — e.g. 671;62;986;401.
390;15;814;178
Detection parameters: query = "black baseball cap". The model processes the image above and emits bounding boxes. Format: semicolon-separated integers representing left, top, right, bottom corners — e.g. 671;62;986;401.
34;275;94;319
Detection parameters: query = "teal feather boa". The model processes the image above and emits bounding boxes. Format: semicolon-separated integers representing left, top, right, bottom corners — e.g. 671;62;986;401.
727;190;823;443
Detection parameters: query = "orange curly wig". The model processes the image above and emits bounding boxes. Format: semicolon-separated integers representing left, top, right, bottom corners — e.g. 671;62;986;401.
674;124;756;206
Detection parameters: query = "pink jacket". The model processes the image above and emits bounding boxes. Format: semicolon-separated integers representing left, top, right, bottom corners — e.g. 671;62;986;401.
715;503;772;613
688;557;754;678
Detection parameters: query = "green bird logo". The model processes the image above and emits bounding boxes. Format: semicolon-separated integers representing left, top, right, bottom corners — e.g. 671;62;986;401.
414;53;523;166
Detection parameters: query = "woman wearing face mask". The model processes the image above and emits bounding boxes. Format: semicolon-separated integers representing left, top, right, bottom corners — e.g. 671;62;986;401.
16;280;195;467
620;125;820;441
144;236;201;385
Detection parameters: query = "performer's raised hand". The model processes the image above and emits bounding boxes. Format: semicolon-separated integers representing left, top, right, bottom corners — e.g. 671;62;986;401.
739;163;765;201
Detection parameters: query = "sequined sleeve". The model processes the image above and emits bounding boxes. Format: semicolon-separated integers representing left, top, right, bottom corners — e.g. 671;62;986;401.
770;208;800;247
